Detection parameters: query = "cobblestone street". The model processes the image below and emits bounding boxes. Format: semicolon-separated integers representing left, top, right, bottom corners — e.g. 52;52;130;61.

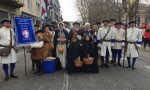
0;47;150;90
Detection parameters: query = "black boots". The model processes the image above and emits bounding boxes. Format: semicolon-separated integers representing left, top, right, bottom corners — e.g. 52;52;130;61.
126;57;137;69
10;74;18;78
3;63;18;81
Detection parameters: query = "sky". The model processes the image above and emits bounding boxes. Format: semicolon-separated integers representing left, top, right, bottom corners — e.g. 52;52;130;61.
58;0;78;22
58;0;149;22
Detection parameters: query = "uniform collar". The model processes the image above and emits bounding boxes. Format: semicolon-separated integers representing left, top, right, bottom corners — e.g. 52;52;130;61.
129;27;136;31
2;26;11;30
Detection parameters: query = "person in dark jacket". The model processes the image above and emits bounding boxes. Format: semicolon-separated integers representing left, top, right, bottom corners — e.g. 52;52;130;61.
82;35;99;73
66;36;82;74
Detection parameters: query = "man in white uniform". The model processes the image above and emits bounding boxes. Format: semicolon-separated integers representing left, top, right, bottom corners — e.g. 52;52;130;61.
0;19;18;81
112;22;125;66
97;20;115;68
125;21;142;69
109;18;117;64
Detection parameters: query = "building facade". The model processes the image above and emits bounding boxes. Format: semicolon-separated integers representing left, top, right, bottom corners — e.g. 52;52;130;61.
47;0;62;23
0;0;23;20
19;0;42;23
0;0;62;25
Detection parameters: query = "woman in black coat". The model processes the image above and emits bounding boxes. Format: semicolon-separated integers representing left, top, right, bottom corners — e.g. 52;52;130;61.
82;35;99;73
66;37;82;74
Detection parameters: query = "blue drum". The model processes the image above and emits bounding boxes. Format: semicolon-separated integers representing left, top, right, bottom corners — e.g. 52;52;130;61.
42;57;56;73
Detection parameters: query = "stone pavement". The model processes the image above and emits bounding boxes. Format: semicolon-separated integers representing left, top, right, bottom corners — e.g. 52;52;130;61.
0;47;150;90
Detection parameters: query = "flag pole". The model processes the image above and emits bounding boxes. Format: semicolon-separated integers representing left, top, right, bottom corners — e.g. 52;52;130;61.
122;11;128;68
23;47;27;75
123;19;128;68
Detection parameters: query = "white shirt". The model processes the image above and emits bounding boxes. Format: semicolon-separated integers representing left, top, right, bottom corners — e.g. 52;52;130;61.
113;28;125;49
0;26;17;64
127;27;142;43
97;26;114;41
30;41;44;48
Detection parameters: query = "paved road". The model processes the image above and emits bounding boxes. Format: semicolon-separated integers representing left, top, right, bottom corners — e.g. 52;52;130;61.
0;47;150;90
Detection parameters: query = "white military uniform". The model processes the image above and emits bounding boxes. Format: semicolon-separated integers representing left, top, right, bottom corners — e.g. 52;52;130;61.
126;27;142;58
0;27;17;64
113;28;125;49
97;26;114;56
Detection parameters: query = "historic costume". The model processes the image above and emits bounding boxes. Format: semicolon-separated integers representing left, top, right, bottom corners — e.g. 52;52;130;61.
112;22;125;66
66;37;82;74
30;30;51;75
125;21;142;69
0;19;17;81
54;24;69;68
91;25;99;66
109;18;117;64
97;20;115;68
82;35;99;73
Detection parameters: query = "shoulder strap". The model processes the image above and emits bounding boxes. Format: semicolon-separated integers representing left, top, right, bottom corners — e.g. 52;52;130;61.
9;29;12;47
101;27;111;44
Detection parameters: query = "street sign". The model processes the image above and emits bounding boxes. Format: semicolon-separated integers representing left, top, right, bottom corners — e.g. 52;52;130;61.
14;17;36;47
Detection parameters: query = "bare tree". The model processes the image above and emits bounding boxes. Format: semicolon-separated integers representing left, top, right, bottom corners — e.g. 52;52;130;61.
76;0;92;22
76;0;140;22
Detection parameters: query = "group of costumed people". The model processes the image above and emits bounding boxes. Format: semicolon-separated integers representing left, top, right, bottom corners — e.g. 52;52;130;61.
30;18;142;75
0;18;142;81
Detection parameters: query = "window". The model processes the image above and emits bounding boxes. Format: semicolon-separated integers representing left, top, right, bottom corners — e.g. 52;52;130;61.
28;0;32;10
21;0;24;4
36;2;40;16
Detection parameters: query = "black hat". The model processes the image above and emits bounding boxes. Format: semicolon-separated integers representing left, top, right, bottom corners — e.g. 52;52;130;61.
73;22;80;26
96;21;101;25
35;30;44;34
110;18;117;22
63;21;70;25
115;22;124;26
50;21;57;25
0;19;11;24
128;20;136;25
102;20;110;23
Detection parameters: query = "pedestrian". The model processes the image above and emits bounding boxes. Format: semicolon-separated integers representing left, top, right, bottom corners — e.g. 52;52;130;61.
54;22;69;69
91;24;99;65
82;35;99;73
34;20;42;32
69;22;84;62
109;18;117;64
30;29;51;76
0;19;18;81
112;22;125;66
96;21;102;29
109;18;117;28
49;24;57;57
97;20;115;68
143;28;150;49
125;21;142;69
83;23;93;38
66;36;82;74
63;22;71;34
32;21;43;71
69;22;81;40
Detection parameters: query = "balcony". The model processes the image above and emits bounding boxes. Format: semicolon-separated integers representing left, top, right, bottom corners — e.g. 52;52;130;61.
0;0;24;8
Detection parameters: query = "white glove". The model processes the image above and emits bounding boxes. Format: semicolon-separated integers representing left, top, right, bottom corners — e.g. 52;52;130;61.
97;43;101;48
77;35;82;40
111;43;115;47
137;44;141;48
121;43;125;46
